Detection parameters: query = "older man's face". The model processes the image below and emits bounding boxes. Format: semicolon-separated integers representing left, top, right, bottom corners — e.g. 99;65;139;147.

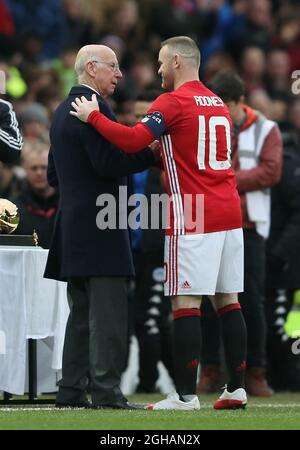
92;53;122;98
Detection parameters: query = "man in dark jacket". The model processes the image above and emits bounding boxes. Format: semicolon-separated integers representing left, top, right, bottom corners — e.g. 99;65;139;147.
44;44;157;409
265;131;300;391
0;98;23;163
0;96;22;225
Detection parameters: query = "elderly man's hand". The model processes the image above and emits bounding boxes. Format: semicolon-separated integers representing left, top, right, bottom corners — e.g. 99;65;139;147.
0;198;18;216
70;94;99;122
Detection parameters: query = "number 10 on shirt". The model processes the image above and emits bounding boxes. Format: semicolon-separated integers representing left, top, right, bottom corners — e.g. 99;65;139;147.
197;115;231;171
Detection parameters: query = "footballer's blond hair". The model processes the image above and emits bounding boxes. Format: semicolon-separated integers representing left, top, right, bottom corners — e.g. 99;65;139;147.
161;36;200;70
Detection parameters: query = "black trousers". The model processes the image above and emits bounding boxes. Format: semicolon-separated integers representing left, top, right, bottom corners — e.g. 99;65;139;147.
134;250;174;392
56;276;128;405
201;230;267;368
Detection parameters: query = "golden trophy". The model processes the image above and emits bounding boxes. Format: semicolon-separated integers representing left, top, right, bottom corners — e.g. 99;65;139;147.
0;199;20;234
32;229;39;246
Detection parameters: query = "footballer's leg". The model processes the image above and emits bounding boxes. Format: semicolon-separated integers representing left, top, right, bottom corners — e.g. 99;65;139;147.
145;232;224;410
146;295;201;410
211;293;247;409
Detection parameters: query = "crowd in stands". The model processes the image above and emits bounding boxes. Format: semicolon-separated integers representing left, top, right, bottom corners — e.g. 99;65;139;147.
0;0;300;128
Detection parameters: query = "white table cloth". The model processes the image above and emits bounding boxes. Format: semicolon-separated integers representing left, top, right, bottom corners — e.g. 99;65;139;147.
0;247;68;394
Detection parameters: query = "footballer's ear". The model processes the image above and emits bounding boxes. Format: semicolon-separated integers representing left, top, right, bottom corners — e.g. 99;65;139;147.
174;54;180;68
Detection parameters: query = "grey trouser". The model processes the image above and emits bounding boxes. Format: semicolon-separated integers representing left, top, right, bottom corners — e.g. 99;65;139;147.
56;276;128;405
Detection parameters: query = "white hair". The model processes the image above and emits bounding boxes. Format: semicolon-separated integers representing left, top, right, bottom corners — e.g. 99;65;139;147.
74;52;99;82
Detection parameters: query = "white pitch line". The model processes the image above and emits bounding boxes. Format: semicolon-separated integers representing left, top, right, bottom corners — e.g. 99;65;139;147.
0;408;56;411
248;403;300;408
0;404;300;412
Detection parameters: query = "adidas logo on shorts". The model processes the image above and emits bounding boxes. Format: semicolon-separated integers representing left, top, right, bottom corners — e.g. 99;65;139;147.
182;281;191;289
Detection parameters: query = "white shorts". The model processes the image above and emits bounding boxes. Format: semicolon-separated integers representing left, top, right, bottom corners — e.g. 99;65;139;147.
164;228;244;296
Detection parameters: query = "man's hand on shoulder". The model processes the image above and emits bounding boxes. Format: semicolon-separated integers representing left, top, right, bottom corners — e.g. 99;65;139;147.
70;94;99;122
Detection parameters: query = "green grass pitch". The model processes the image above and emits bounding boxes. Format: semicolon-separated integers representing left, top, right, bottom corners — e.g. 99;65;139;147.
0;393;300;430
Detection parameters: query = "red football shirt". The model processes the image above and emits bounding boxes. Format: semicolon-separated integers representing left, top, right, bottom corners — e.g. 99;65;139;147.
144;80;242;235
87;80;242;235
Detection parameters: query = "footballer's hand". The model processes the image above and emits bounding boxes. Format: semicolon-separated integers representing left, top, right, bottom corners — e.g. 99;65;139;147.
149;140;163;169
70;94;99;122
149;140;160;152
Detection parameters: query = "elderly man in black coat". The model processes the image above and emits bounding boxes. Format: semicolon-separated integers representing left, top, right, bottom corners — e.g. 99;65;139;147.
44;44;157;409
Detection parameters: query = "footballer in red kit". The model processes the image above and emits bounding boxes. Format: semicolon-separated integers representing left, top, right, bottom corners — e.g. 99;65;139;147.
143;81;242;235
84;81;242;236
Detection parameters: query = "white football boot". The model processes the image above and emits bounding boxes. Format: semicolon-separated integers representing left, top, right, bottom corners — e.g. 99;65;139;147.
214;387;247;410
145;392;200;410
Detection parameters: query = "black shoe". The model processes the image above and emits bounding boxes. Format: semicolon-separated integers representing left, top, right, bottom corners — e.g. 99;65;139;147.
92;401;145;410
55;400;91;409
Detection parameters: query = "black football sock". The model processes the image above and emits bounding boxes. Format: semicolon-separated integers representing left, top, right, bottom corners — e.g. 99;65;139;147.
218;303;247;392
173;308;201;399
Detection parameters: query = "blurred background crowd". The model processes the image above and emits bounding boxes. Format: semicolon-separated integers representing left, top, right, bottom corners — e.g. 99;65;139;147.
1;0;300;135
0;0;300;394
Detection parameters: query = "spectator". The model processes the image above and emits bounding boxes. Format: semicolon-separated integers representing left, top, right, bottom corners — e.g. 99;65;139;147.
0;97;23;163
224;0;273;59
265;130;300;391
6;0;66;60
11;141;58;248
19;103;49;143
0;93;22;232
0;162;22;199
266;49;291;97
131;90;174;394
240;46;266;95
